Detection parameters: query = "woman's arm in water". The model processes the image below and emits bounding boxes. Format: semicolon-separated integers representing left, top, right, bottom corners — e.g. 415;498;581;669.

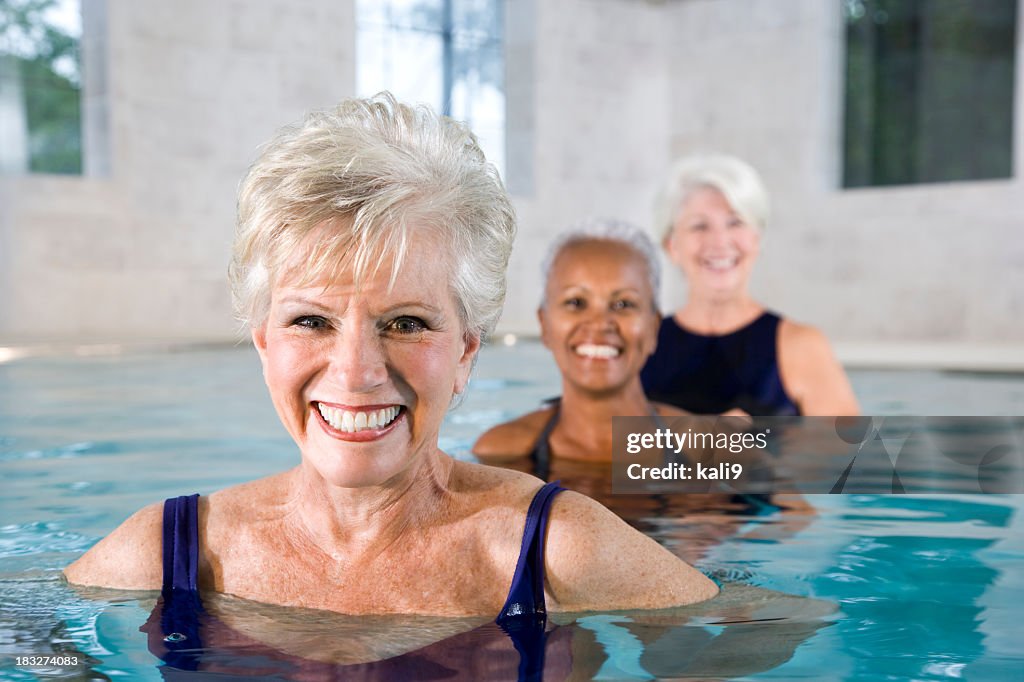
472;407;554;461
778;320;860;416
544;490;719;611
63;502;165;590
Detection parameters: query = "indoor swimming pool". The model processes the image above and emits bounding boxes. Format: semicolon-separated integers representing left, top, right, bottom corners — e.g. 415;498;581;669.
1;342;1022;680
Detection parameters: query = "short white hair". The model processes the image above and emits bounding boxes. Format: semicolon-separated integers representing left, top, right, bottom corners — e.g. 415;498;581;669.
654;154;770;238
540;218;661;308
230;92;516;342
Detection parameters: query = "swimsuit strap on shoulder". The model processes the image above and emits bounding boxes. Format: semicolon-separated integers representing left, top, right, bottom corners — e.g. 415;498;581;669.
497;481;566;626
161;493;200;594
529;402;561;481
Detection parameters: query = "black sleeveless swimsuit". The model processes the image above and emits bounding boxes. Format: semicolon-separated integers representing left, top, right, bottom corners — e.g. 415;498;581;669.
640;312;800;416
149;484;566;679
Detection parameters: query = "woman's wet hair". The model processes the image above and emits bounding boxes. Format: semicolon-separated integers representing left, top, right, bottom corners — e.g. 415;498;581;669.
230;92;516;341
654;154;770;238
540;218;661;309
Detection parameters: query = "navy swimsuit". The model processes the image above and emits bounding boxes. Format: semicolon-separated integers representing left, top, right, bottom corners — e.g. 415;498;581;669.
640;312;800;416
151;483;566;678
528;400;677;481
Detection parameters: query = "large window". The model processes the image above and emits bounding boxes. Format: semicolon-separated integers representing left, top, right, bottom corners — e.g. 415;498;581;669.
842;0;1017;187
357;0;505;176
0;0;82;175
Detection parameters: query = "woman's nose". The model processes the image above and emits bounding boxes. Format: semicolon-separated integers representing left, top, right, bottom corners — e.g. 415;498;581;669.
582;306;618;331
707;222;732;247
330;325;388;393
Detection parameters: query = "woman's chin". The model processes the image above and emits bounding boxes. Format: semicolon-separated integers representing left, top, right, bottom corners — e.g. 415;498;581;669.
299;449;406;490
690;275;749;299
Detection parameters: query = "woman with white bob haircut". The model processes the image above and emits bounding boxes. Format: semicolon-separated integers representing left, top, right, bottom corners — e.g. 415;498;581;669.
641;154;859;416
65;95;717;639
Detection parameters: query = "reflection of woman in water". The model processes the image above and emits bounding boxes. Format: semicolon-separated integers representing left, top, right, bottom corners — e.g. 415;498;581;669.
63;95;717;676
641;154;859;417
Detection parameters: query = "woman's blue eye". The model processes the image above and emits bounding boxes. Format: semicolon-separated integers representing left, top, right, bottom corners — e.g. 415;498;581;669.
293;316;328;329
390;316;427;334
611;299;638;311
563;297;585;309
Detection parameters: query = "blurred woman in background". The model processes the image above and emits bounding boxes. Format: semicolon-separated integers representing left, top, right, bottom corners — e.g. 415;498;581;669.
641;155;859;417
473;219;683;481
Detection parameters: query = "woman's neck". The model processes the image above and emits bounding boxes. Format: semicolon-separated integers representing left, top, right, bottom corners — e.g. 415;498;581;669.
676;291;763;335
283;451;454;559
552;380;653;462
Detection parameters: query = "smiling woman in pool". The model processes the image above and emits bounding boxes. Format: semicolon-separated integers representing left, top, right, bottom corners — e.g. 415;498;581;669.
473;220;686;476
642;155;859;416
63;95;717;618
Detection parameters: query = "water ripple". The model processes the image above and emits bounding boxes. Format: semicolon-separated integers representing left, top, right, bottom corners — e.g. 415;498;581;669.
0;523;95;558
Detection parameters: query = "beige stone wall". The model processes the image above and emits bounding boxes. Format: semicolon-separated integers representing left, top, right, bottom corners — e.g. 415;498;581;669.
0;0;356;343
3;0;1022;363
501;0;672;332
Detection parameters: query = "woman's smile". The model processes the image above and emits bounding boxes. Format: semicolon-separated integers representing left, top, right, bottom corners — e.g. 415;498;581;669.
313;402;406;441
572;343;622;360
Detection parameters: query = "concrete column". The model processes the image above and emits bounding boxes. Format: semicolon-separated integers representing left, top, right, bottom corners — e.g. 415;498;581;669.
0;55;29;173
81;0;110;177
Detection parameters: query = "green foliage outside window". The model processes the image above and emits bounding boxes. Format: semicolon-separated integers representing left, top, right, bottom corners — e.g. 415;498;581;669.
843;0;1017;187
0;0;81;174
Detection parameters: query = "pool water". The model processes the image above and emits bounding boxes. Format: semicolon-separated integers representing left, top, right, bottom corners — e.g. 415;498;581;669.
1;342;1022;680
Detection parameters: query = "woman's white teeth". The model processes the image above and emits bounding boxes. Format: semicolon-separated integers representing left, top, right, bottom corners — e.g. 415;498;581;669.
704;257;737;270
318;404;400;432
576;344;620;359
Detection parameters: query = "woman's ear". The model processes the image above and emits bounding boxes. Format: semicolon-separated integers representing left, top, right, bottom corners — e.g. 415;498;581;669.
453;332;482;395
537;307;552;350
251;324;268;365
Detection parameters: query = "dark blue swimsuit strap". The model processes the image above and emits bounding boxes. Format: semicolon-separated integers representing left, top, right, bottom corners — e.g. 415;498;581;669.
528;403;561;481
530;400;678;480
498;481;566;626
158;494;204;670
162;494;200;593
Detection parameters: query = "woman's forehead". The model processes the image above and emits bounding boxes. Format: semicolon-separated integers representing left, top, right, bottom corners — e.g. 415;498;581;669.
549;241;651;289
554;240;647;269
277;220;449;286
273;242;455;305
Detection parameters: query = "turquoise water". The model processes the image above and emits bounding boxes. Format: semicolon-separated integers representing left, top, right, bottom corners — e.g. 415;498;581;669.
1;343;1022;680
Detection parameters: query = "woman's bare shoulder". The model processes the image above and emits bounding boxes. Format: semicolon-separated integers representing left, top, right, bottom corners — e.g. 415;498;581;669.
205;471;291;517
778;318;829;350
64;501;165;590
777;318;859;416
654;402;690;418
472;407;556;459
63;472;293;591
543;490;719;611
451;458;545;497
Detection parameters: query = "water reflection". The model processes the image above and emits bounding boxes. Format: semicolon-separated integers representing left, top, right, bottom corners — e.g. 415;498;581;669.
133;584;832;681
814;496;1010;680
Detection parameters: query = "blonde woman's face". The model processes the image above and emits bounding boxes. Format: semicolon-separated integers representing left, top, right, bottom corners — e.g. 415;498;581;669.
665;187;761;298
251;228;479;489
